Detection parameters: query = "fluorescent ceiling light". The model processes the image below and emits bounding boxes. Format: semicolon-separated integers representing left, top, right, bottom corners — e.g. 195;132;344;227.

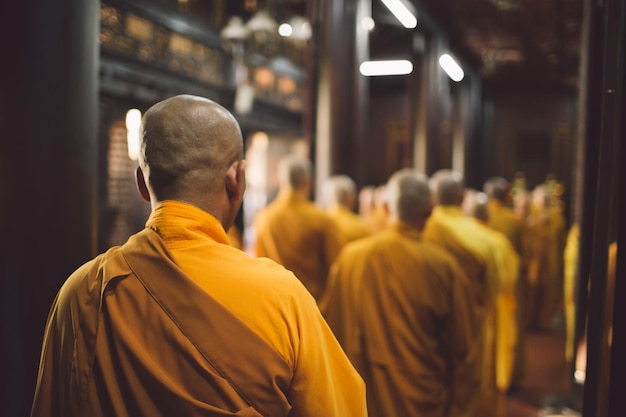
438;54;464;81
380;0;417;28
360;60;413;76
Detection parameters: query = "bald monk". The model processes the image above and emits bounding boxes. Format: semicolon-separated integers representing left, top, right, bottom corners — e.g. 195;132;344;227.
423;169;513;414
321;174;372;246
483;176;527;387
30;95;366;417
253;154;343;301
525;184;566;331
463;190;521;394
320;169;481;417
483;177;524;254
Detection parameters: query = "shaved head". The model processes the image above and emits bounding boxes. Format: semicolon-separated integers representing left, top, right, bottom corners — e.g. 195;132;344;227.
483;176;511;202
277;154;312;190
429;169;465;206
386;169;432;227
139;95;243;203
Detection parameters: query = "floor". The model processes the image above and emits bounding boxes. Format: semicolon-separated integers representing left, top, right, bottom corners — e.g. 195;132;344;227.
499;325;582;417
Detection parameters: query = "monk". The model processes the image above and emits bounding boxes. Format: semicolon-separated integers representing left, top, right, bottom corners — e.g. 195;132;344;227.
321;174;372;246
253;154;343;302
483;176;527;387
463;190;521;395
483;176;524;254
30;95;367;417
320;169;480;417
525;184;567;331
423;169;515;414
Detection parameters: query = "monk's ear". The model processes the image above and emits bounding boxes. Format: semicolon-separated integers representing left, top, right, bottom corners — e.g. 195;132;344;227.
135;167;151;202
225;160;247;201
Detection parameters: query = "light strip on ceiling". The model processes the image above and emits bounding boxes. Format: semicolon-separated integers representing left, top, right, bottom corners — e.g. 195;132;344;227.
380;0;417;28
438;54;465;81
360;60;413;76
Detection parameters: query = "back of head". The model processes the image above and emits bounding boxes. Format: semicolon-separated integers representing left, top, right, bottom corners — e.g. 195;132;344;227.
277;154;312;191
483;176;510;202
323;175;356;208
139;94;243;202
429;169;465;206
463;189;489;222
386;169;431;226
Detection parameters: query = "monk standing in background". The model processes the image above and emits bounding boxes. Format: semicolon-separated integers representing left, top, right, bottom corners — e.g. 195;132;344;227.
525;184;567;331
483;176;527;388
31;95;366;417
321;174;372;246
321;169;480;417
463;190;521;397
423;169;513;415
253;154;343;302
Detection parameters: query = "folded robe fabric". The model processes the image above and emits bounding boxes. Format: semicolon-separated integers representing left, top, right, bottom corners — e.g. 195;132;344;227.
31;228;292;417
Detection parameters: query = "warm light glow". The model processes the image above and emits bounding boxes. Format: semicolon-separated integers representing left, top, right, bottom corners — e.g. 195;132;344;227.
288;16;312;40
251;131;269;149
380;0;417;28
125;109;142;161
278;23;293;37
361;16;375;31
359;60;413;76
438;53;465;81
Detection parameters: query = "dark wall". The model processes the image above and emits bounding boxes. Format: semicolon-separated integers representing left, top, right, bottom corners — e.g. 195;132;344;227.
490;91;577;192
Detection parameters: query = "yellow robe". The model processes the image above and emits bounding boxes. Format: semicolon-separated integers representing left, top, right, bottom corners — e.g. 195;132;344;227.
31;201;367;417
253;191;343;301
320;221;481;417
487;200;525;255
423;206;519;405
525;205;566;330
563;223;580;362
326;205;372;246
486;199;526;385
473;220;520;392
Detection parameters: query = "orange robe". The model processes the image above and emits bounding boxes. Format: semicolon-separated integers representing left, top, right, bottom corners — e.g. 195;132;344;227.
423;205;518;410
31;201;366;417
320;221;481;417
486;199;526;385
326;205;372;246
253;191;343;301
487;200;524;255
563;223;580;362
524;205;566;330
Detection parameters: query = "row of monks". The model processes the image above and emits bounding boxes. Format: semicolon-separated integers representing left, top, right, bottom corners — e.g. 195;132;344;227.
229;154;568;417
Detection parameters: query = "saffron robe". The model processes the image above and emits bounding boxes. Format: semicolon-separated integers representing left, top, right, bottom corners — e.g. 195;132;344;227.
253;191;343;301
423;206;518;409
487;200;525;255
31;201;366;417
320;221;481;417
524;204;566;330
326;205;372;247
486;199;526;385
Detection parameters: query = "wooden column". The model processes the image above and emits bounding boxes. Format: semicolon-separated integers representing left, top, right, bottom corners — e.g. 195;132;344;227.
312;0;367;196
0;1;99;415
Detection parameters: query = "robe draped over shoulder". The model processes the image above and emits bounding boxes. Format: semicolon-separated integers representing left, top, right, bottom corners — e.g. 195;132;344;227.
31;228;292;417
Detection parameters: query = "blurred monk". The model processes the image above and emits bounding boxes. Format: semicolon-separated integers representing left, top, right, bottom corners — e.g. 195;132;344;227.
423;169;516;414
321;175;372;246
483;176;527;387
253;154;343;302
525;184;567;331
31;95;366;417
321;169;480;417
463;190;521;395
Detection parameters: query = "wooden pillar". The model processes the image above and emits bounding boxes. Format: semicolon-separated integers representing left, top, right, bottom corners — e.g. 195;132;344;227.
312;0;367;197
0;1;99;415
